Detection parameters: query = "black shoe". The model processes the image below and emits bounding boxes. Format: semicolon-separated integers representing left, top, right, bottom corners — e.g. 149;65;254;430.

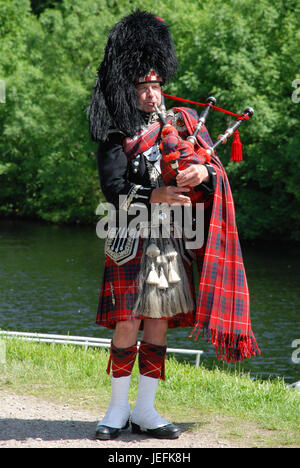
131;422;181;439
95;419;129;440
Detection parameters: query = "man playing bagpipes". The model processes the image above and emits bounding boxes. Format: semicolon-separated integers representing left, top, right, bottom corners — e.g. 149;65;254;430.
88;9;260;441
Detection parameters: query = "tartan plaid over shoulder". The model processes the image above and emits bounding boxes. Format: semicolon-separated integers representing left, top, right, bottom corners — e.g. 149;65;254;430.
192;155;260;362
123;107;260;362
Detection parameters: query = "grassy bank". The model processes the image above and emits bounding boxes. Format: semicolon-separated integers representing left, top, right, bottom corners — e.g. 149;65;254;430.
1;338;299;447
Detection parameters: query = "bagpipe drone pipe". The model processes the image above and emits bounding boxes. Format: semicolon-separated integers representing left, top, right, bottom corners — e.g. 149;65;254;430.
157;93;254;204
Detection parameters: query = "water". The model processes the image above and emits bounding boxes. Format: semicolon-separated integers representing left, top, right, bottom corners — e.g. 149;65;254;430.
0;219;299;383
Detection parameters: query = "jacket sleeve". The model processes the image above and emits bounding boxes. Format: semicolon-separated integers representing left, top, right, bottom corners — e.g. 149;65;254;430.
194;162;217;195
96;133;154;210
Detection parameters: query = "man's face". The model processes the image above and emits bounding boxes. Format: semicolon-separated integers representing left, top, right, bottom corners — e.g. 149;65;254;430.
136;82;162;113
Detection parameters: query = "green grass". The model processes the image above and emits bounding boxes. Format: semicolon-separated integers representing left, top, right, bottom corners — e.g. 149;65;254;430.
1;338;299;447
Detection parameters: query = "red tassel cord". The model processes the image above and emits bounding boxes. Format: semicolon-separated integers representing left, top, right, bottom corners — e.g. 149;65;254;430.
229;113;249;162
230;129;243;162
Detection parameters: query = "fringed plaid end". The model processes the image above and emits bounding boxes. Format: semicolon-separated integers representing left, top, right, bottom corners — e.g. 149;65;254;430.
106;341;137;378
138;340;167;380
189;323;261;363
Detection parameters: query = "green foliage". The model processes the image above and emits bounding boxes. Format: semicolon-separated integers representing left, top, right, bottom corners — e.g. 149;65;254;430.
0;0;299;239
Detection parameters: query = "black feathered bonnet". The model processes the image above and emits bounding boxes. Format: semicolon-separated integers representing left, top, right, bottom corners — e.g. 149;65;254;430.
88;10;178;141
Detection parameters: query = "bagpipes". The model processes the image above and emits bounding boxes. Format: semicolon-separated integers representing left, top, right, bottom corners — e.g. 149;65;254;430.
124;95;254;318
156;93;254;193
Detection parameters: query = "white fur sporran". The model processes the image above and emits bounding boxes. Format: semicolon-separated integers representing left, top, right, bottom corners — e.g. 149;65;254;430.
132;229;195;318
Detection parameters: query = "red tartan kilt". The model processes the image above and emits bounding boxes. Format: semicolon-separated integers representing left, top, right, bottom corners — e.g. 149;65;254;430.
96;239;195;329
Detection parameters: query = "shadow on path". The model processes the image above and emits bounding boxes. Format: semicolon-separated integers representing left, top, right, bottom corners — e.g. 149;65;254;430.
0;418;197;443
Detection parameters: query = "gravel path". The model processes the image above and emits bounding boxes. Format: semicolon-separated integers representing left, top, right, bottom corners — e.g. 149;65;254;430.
0;390;243;448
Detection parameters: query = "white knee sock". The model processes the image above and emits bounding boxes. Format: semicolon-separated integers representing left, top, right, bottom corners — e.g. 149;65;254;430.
131;374;169;430
97;375;131;429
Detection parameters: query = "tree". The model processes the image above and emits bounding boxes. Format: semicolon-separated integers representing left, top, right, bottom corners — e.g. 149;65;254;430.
165;0;300;240
0;0;299;239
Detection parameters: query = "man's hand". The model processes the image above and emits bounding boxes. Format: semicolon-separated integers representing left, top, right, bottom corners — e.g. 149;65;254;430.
150;186;191;205
176;164;209;187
